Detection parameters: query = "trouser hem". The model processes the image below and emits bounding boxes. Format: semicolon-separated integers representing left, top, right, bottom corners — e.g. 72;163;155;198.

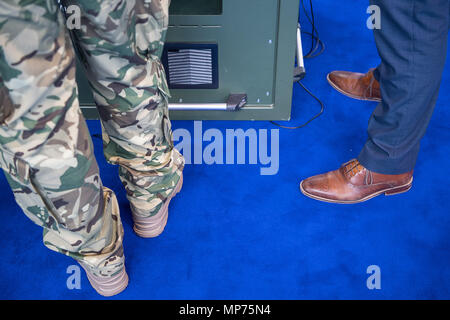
358;140;418;175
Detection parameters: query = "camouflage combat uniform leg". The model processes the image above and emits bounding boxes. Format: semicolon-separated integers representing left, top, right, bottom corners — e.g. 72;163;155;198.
0;0;125;280
69;0;185;220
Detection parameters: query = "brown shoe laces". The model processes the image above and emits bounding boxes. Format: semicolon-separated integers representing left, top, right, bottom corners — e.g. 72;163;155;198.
343;160;365;179
363;70;376;99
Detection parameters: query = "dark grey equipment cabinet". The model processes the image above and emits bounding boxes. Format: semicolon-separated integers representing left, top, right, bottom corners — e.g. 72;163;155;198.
77;0;300;121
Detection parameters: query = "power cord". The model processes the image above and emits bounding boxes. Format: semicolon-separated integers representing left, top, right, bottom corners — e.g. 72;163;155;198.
271;0;325;130
301;0;325;58
270;81;324;129
302;30;325;59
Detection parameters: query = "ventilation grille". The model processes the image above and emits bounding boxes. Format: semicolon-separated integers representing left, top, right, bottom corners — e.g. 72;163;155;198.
167;49;213;86
162;43;218;89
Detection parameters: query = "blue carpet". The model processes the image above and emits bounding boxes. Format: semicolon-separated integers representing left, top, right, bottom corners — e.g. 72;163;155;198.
0;0;449;299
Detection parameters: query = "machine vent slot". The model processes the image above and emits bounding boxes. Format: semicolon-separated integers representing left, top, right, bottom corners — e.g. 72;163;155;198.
167;49;213;85
162;43;219;89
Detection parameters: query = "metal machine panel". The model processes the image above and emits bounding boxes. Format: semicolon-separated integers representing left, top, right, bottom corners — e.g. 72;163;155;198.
77;0;299;120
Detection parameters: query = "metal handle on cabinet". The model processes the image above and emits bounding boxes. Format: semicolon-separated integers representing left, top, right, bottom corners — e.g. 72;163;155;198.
168;94;247;111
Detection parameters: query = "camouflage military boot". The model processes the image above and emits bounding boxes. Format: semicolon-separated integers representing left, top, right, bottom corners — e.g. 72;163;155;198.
78;244;129;297
79;263;129;297
132;174;183;238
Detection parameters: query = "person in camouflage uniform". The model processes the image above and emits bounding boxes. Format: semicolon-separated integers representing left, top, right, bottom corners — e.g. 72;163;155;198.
0;0;184;296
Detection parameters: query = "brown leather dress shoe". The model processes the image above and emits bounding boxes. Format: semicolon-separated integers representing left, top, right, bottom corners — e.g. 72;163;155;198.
300;159;413;204
327;69;381;102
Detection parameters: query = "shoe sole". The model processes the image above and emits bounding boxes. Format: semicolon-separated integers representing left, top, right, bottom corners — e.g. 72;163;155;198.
299;177;413;204
133;174;183;238
327;73;382;102
80;265;129;297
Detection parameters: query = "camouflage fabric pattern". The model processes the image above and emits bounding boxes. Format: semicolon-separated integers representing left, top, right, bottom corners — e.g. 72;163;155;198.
0;0;183;278
67;0;184;218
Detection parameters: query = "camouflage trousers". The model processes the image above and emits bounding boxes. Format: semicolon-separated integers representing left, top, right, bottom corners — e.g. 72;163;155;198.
0;0;184;278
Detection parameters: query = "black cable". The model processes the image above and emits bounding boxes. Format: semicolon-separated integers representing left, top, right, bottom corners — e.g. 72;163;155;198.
303;0;316;57
301;0;324;59
270;81;324;130
270;0;325;130
301;30;325;58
